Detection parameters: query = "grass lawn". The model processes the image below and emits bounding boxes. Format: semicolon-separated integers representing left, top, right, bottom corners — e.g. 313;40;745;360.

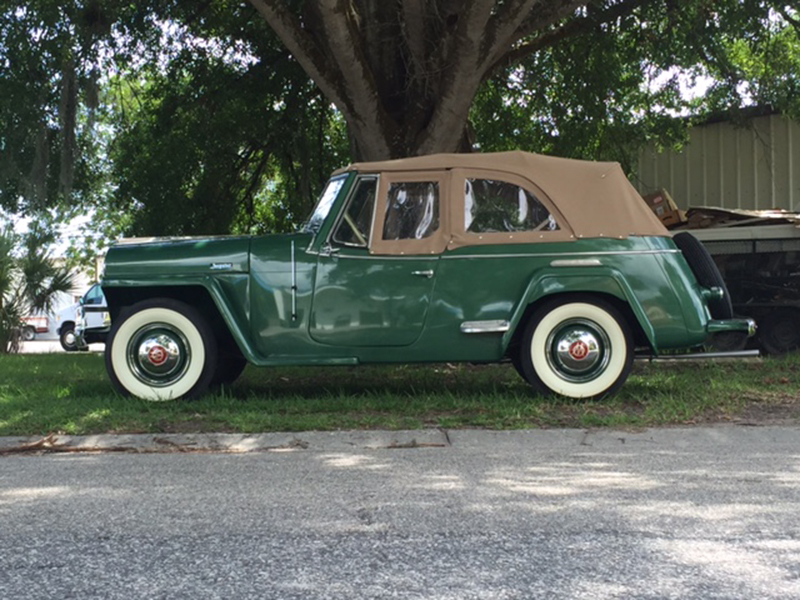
1;352;799;436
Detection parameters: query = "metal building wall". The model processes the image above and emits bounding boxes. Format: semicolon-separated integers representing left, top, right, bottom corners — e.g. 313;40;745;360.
637;114;800;212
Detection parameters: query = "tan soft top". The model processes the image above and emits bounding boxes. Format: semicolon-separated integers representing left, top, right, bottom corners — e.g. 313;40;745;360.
338;151;668;239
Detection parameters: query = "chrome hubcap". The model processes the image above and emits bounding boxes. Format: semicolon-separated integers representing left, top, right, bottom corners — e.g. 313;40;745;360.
127;324;190;386
546;319;610;382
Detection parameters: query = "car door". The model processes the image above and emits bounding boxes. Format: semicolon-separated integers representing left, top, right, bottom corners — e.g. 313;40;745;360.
82;284;109;329
310;172;449;347
431;169;574;335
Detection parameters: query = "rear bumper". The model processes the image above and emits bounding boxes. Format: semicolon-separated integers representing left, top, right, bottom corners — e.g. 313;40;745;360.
707;318;757;337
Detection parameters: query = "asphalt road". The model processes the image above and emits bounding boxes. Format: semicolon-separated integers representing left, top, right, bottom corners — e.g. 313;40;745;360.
2;427;800;599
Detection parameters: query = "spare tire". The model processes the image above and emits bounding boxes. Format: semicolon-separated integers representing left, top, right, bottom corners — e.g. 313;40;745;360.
672;232;734;320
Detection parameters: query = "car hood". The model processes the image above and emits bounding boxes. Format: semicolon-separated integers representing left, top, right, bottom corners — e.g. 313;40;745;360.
55;302;81;323
104;235;253;279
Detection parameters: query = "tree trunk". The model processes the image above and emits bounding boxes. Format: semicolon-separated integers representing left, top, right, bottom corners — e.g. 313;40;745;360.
248;0;628;160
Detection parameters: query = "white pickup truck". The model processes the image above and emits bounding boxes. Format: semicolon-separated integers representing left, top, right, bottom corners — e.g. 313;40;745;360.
55;284;109;351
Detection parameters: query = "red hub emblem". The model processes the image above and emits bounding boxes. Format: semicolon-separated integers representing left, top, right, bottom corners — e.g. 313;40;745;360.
568;340;590;361
147;345;169;367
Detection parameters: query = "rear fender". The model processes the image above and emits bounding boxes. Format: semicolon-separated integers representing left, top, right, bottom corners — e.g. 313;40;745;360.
502;268;658;353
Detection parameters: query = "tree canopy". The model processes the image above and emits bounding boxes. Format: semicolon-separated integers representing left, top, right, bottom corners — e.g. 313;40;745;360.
106;8;350;236
0;1;798;245
248;1;800;160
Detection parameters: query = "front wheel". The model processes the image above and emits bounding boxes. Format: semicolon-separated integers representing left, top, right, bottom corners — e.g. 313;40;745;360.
22;326;35;341
60;325;78;352
105;299;218;401
520;298;633;399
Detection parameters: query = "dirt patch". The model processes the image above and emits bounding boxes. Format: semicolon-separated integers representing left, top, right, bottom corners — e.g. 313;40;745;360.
730;393;800;426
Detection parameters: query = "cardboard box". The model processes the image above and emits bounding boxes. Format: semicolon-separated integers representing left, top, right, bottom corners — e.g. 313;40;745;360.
642;189;679;218
659;209;686;228
642;189;685;227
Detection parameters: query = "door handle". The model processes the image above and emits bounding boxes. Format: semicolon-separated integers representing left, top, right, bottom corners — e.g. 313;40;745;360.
411;270;434;278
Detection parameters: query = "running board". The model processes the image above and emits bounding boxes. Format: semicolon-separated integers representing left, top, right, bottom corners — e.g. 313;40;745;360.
637;349;760;361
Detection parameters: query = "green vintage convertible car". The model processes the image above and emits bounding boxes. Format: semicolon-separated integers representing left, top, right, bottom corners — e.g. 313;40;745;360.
99;151;753;401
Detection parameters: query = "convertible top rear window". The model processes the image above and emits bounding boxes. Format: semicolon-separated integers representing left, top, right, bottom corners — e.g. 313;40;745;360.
466;178;558;234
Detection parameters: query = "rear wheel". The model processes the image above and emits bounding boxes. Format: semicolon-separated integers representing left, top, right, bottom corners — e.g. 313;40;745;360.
22;326;35;341
105;299;218;401
520;298;634;399
509;351;532;384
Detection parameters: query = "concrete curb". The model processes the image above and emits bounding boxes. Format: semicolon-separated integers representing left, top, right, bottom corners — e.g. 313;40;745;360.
2;425;798;455
0;429;453;455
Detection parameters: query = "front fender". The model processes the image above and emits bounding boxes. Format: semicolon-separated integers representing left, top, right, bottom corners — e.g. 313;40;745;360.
102;275;258;363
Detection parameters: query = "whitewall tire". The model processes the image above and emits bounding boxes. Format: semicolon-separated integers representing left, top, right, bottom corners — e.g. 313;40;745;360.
105;299;217;401
520;298;633;399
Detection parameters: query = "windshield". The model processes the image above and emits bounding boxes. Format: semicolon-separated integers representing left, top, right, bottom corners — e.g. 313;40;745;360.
302;175;347;234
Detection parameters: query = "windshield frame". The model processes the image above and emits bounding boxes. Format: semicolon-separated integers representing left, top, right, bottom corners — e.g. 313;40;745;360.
301;175;349;235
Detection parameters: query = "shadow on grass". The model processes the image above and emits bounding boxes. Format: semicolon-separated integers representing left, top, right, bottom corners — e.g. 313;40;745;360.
2;353;799;436
230;363;532;400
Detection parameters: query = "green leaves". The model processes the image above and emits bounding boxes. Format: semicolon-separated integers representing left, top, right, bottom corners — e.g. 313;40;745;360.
108;50;348;236
1;1;797;243
473;1;799;172
0;1;109;214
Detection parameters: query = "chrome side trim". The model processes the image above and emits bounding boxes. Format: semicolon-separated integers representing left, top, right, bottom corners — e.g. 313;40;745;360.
550;258;602;268
460;320;511;334
641;349;760;361
307;249;680;260
323;253;436;261
443;249;681;260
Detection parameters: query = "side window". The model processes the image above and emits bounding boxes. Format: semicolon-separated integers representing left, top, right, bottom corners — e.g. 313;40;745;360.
383;181;439;241
333;177;377;247
465;178;559;233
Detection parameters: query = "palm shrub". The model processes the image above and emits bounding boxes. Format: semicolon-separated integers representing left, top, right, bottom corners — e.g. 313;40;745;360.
0;225;75;353
0;227;20;353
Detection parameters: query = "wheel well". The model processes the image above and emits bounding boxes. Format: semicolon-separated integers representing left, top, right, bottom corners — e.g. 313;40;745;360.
506;292;652;357
105;286;243;358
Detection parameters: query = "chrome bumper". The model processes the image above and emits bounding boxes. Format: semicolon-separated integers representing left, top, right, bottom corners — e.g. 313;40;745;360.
707;318;757;337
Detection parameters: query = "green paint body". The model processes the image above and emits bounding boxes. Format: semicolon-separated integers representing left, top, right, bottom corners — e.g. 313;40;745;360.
102;171;750;366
